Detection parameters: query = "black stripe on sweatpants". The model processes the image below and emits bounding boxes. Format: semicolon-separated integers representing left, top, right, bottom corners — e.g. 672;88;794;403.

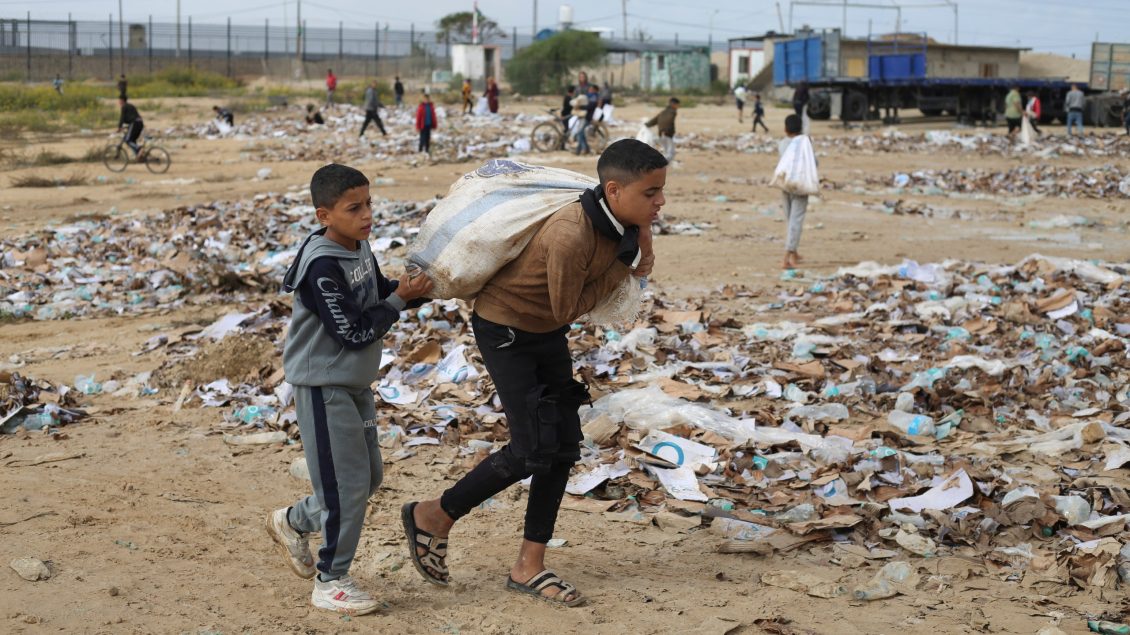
311;386;341;577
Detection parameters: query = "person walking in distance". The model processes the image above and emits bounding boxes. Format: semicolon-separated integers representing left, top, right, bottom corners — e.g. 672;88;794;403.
325;69;337;108
461;79;473;115
1024;91;1042;137
645;97;680;162
117;74;128;100
415;91;438;154
394;76;405;109
359;80;388;138
1004;85;1023;140
485;77;500;114
1065;83;1085;137
752;93;769;133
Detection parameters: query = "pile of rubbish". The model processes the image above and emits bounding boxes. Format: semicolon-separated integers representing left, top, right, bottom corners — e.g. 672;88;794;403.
161;105;609;164
125;233;1130;596
0;191;433;320
876;165;1130;199
675;129;1130;159
0;371;88;434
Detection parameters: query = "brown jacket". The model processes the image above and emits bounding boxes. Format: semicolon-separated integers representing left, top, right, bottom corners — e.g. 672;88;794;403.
646;106;677;137
474;201;630;333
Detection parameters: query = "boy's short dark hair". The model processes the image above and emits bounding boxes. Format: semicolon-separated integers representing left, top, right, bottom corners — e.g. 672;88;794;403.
596;139;668;187
785;114;802;134
669;97;680;105
311;164;369;209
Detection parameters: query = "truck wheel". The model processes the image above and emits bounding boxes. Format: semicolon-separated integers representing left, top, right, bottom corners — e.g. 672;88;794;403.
843;91;867;121
808;92;831;120
918;108;943;117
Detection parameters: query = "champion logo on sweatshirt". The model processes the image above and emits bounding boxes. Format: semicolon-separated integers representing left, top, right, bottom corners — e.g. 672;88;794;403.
317;277;376;344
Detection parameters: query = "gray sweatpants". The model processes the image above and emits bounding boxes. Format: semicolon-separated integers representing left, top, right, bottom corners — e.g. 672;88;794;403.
657;134;676;162
287;385;383;580
782;192;808;253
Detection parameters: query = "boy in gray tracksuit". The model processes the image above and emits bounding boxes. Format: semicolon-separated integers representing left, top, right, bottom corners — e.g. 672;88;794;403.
266;163;433;615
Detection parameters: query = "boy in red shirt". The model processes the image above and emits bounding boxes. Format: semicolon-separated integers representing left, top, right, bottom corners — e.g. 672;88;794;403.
415;92;439;154
325;69;337;108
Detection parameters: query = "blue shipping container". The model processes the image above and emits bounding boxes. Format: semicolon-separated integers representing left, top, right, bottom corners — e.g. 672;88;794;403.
869;53;926;81
774;36;825;84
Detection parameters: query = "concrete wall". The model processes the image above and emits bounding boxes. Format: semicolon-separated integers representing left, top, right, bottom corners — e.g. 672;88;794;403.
641;50;710;92
728;48;765;86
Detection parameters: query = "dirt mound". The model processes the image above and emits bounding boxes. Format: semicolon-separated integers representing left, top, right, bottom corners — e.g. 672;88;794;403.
157;335;277;388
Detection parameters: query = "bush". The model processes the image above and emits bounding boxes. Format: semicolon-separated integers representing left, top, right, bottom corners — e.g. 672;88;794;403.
130;68;241;97
507;31;606;95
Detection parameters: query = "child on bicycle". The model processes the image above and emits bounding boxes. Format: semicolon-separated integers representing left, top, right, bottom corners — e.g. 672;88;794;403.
118;98;144;157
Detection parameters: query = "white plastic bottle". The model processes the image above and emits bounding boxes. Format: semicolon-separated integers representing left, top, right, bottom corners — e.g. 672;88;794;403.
887;411;936;437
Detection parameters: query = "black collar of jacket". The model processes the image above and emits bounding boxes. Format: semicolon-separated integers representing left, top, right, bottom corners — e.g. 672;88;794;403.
579;185;640;267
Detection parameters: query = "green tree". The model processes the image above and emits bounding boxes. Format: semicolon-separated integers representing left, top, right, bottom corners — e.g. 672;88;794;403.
507;31;606;95
435;11;505;43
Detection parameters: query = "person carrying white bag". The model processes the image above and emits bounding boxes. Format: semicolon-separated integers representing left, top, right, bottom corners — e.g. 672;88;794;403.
401;140;666;606
769;113;819;270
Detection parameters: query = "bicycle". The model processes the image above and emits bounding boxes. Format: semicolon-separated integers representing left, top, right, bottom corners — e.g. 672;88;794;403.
102;134;171;174
530;108;609;154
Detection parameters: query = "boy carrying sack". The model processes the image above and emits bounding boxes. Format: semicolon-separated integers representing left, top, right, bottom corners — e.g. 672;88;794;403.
401;140;667;606
769;113;819;270
266;164;433;615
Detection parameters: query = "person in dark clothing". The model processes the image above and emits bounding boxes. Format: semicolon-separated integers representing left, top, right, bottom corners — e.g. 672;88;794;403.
792;82;809;117
645;97;679;161
401;139;665;607
394;76;405;109
485;77;500;113
359;80;387;137
752;93;769;133
415;92;438;154
1122;90;1130;135
117;98;144;156
117;74;128;100
558;85;576;150
305;104;325;126
213;105;234;126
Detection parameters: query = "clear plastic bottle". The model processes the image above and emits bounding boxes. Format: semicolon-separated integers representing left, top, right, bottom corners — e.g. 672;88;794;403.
854;561;915;600
887;411;936;437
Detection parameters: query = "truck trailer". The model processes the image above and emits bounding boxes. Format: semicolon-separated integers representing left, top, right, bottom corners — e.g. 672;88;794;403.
774;30;1124;126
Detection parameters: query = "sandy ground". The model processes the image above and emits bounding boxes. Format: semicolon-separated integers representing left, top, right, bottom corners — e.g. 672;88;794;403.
1;96;1127;634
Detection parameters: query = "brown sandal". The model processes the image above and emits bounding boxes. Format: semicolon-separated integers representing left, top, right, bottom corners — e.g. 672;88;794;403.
401;502;449;586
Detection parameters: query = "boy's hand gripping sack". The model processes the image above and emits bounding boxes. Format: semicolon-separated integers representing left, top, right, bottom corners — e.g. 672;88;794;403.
407;159;597;300
769;135;820;196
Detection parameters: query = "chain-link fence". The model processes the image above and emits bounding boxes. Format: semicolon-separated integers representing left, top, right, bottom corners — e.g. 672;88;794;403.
0;14;532;83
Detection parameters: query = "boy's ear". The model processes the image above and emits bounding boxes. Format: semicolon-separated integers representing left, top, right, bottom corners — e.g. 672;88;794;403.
314;207;330;225
603;180;621;202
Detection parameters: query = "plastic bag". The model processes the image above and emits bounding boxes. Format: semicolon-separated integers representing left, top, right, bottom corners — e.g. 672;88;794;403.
770;135;820;195
581;385;757;443
802;107;811;135
407;159;596;299
472;96;490;116
734;86;747;103
636;123;656;146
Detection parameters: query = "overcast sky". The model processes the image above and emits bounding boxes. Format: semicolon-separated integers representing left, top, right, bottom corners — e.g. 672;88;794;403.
10;0;1125;58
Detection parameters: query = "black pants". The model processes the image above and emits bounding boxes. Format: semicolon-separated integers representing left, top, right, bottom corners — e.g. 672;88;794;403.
418;127;431;153
439;314;586;544
360;109;386;136
124;120;144;154
752;112;768;132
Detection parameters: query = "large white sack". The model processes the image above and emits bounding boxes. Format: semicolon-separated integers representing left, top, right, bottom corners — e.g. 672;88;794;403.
636;123;656;146
472;96;490;116
1019;116;1034;146
407;159;597;300
769;135;820;195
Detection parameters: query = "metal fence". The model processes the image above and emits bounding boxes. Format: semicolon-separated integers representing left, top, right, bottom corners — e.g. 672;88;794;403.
0;14;534;82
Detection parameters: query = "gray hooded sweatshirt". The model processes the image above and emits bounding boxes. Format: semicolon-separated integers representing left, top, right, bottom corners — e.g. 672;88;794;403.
282;229;407;389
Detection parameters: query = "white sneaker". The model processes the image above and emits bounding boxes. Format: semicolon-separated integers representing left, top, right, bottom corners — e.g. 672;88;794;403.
265;507;316;579
311;575;380;615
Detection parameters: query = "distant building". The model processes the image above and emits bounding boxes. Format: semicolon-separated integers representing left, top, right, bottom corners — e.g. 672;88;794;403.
604;40;711;92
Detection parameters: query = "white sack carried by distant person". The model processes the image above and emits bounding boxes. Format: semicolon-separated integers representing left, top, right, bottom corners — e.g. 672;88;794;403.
734;86;748;103
636;121;656;146
1019;116;1035;146
595;104;616;123
770;135;820;195
473;96;490;116
407;159;596;301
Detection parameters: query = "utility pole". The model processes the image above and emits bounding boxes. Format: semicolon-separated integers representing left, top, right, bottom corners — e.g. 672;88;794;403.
776;2;786;33
621;0;628;41
118;0;125;77
843;0;847;34
533;0;537;37
708;9;719;51
176;0;181;57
